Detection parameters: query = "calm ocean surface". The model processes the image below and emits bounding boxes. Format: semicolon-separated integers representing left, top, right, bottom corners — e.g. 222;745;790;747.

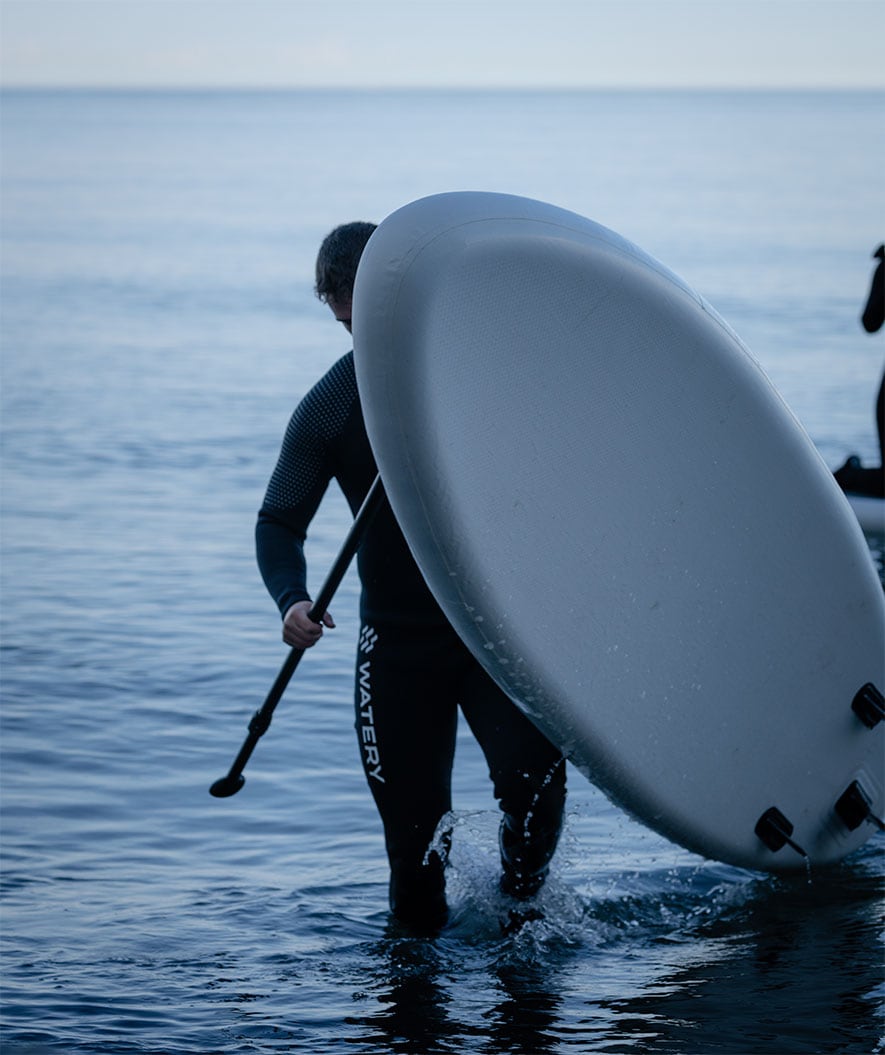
1;89;883;1054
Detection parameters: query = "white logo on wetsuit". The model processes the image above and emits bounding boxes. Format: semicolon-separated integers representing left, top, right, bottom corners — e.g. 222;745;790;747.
358;625;383;783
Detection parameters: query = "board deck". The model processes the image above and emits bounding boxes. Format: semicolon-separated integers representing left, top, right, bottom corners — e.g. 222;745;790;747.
352;192;885;873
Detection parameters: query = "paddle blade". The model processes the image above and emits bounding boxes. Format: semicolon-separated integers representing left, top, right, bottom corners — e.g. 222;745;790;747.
209;774;246;798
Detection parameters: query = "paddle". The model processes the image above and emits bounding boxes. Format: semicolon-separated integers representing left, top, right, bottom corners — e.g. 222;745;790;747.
209;475;385;798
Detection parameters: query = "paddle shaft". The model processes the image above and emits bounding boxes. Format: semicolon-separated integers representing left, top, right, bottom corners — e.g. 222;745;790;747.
209;475;385;796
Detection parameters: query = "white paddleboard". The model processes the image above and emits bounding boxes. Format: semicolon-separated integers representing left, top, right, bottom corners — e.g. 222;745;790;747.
845;492;885;536
353;192;885;873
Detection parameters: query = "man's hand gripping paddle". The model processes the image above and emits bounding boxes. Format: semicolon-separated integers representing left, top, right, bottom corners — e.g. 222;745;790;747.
209;476;384;798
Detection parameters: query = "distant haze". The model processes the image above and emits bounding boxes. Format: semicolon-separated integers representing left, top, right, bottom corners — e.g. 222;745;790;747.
2;0;883;89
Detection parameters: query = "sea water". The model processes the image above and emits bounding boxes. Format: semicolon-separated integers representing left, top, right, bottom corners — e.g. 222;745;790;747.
1;88;883;1054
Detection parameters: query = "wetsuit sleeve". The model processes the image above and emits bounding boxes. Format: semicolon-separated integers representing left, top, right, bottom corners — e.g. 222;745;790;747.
255;355;356;617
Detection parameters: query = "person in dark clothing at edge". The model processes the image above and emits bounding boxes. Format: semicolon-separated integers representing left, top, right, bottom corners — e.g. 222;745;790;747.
255;222;566;933
834;243;884;498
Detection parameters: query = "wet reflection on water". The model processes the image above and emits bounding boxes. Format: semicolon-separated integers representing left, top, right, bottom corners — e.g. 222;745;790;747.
340;849;882;1054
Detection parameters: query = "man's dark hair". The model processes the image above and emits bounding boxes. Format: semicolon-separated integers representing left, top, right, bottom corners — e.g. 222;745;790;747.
314;222;377;304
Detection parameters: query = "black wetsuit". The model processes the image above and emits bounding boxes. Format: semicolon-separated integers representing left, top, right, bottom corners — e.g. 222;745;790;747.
256;352;566;928
835;251;885;498
863;254;885;473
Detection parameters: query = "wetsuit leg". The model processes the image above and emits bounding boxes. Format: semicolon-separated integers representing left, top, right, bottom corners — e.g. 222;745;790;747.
354;621;458;931
457;650;567;900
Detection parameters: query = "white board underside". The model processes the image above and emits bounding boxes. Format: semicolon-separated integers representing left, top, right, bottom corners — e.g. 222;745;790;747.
353;193;885;872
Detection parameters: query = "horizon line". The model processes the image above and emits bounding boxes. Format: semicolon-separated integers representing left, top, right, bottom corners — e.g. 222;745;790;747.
2;82;883;93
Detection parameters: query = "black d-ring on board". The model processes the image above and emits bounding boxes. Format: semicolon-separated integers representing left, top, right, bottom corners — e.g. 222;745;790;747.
834;780;885;832
754;806;808;859
852;683;884;729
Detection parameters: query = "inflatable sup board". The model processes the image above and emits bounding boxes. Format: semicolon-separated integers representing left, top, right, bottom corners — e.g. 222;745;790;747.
352;192;885;873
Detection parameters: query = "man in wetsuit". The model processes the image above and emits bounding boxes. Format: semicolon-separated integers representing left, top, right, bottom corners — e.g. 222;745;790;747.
834;244;884;497
256;222;566;933
862;245;885;476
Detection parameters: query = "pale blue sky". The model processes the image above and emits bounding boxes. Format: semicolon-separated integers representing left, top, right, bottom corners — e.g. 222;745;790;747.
1;0;883;89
